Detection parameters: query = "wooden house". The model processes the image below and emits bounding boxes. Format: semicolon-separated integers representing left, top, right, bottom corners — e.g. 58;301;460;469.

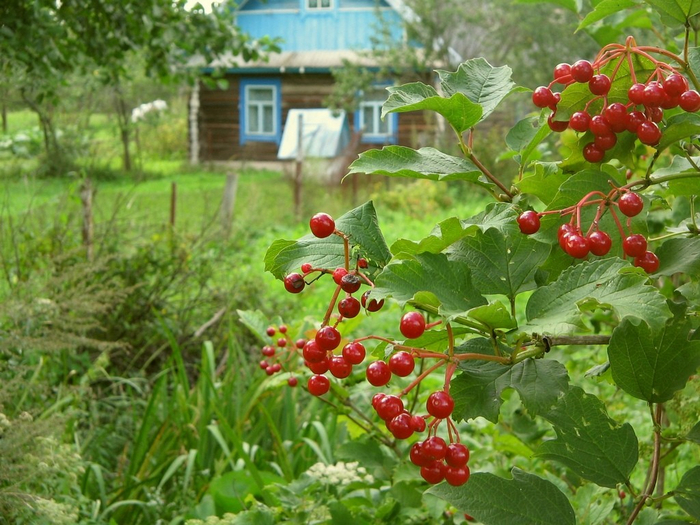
189;0;429;163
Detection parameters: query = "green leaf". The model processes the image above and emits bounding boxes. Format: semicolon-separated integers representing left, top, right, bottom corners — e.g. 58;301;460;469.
372;252;486;317
447;227;552;299
689;47;700;84
644;0;700;23
427;468;576;525
537;386;639;487
514;0;581;13
578;0;639;30
517;162;569;206
674;466;700;519
264;201;390;279
390;202;519;256
231;506;276;525
436;58;520;121
608;317;700;402
452;358;570;423
382;83;483;134
687;421;700;443
523;258;672;335
347;146;484;184
467;302;517;330
656;237;700;276
657;112;700;152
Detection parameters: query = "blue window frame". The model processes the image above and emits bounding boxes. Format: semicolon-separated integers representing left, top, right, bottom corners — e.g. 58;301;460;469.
356;88;398;144
239;78;282;145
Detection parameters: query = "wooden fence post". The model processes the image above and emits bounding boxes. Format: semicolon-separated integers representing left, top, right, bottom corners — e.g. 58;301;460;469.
221;171;239;238
80;178;94;261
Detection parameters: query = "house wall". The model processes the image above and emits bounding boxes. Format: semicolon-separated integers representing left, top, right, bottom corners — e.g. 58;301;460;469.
196;73;428;162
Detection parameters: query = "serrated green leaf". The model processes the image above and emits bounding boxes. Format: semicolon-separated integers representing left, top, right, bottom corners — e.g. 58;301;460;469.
517;162;569;206
347;146;485;184
264;201;390;279
452;358;569;423
537;386;639;487
427;468;576;525
523;258;672;335
468;302;517;330
648;155;700;195
436;58;520;121
389;202;519;256
657;112;700;152
506;116;553;170
687;421;700;443
656;237;700;276
644;0;700;23
372;252;486;317
674;466;700;519
578;0;639;30
608;318;700;402
382;83;483;134
447;226;552;299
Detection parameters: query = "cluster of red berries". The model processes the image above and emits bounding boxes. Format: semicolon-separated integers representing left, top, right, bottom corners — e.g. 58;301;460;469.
532;37;700;163
259;324;306;387
278;214;472;484
516;189;659;273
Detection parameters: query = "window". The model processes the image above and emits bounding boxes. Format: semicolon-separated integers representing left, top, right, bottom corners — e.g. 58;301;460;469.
239;78;281;144
307;0;332;9
357;89;397;143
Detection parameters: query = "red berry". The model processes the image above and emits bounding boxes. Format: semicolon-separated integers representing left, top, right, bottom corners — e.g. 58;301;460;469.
266;326;276;337
627;111;647;133
594;133;617;151
400;311;426;339
422;436;448;461
388;412;414;439
517;210;541;234
259;360;269;370
564;233;590;259
553;63;572;83
357;257;368;268
279;325;288;334
262;345;275;357
532;86;555;108
329;355;352;378
270;363;282;373
569;111;591;132
301;262;313;274
342;341;366;365
660;93;679;109
315;326;341;351
309;212;335;238
547;113;568;132
637;121;661;145
589;115;613;136
284;273;305;294
444;465;471;486
372;393;387;411
277;337;287;348
604;102;628;132
410;415;427;432
332;267;348;285
287;377;298;387
628;83;646;104
587;230;612;256
265;366;275;376
361;290;384;312
303;340;326;363
421;460;446;484
426;391;455;419
376;395;404;421
648;106;663;123
634;251;660;273
663;73;689;97
583;142;605;163
306;357;330;374
340;273;362;293
295;338;306;349
366;360;392;386
618;192;644;217
338;296;361;318
571;60;594;82
589;74;611;95
679;90;700;112
410;441;431;466
558;223;575;243
389;351;416;377
623;234;647;258
445;443;470;467
307;374;330;396
643;82;665;107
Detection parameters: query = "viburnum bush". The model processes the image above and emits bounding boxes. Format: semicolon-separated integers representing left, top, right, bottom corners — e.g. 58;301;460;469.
253;14;700;525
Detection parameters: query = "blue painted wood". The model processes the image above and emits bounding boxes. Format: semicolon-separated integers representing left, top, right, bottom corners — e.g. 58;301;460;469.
236;0;402;51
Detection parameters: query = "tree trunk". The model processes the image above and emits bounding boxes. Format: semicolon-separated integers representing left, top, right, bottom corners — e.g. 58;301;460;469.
114;88;132;172
21;89;63;170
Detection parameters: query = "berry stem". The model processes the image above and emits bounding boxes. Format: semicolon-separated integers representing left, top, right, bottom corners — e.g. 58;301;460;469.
417;303;490;335
443;362;457;390
453;352;510;364
608;205;628;241
322;283;343;326
401;360;446;396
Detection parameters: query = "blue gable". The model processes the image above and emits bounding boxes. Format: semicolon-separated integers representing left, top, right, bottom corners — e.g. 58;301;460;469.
236;0;404;52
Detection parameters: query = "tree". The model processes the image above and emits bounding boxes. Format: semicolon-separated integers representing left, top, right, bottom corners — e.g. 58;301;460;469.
0;0;279;173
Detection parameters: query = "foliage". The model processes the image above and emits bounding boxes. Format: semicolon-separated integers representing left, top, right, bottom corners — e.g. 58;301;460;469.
263;2;700;524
